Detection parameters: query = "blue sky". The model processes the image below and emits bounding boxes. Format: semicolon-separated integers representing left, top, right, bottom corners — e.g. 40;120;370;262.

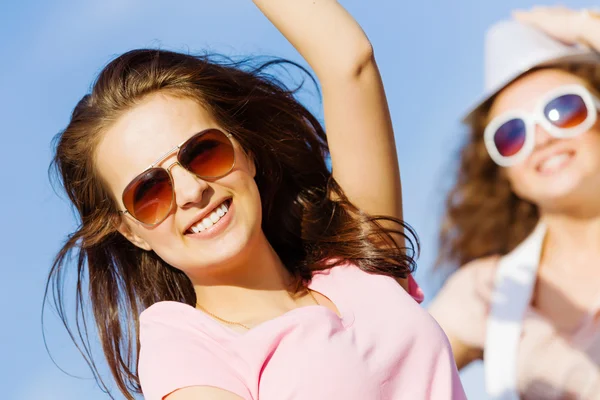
1;0;596;398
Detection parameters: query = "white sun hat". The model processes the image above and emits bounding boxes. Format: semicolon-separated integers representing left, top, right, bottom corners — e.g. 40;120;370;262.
462;19;600;124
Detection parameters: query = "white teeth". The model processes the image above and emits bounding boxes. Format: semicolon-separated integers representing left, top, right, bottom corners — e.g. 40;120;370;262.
540;153;571;172
188;201;230;234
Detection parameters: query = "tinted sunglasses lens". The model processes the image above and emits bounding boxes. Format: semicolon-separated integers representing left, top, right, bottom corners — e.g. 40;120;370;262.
179;130;235;178
494;118;527;157
122;168;173;225
544;94;588;128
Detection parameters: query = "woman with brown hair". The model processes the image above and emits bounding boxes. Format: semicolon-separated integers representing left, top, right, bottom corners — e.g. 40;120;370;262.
430;7;600;400
46;1;465;399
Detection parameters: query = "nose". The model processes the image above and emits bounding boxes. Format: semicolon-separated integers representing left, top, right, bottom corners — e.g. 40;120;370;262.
168;162;209;208
533;123;556;148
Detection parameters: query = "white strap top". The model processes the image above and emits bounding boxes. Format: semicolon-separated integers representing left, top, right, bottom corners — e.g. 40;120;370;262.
485;223;547;400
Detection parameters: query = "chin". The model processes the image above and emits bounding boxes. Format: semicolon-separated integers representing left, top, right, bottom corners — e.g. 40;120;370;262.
176;225;262;277
518;178;587;211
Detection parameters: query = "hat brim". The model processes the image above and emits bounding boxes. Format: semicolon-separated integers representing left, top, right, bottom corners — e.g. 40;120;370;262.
461;51;600;124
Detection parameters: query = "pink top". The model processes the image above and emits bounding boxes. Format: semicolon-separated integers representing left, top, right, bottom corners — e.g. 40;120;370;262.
138;264;466;400
430;259;600;400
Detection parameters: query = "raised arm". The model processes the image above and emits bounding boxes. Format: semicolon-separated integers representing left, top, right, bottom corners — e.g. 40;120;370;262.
254;0;403;225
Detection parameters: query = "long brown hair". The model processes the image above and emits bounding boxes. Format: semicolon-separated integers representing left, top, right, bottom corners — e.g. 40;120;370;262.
438;64;600;268
45;49;417;398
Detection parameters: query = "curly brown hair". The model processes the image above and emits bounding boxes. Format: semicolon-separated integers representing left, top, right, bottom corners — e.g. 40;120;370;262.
45;49;417;399
438;63;600;268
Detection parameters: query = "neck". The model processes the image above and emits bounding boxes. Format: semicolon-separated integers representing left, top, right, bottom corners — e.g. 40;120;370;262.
541;205;600;268
189;232;305;324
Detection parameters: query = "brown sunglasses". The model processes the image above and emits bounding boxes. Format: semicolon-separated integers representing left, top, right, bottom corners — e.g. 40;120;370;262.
119;129;235;226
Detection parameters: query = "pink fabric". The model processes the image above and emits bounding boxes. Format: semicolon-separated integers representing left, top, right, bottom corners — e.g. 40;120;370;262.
138;265;466;400
429;259;600;400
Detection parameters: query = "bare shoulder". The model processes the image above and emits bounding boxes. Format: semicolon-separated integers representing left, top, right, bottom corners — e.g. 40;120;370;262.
166;386;245;400
453;255;500;286
430;255;500;317
461;255;500;272
429;256;500;369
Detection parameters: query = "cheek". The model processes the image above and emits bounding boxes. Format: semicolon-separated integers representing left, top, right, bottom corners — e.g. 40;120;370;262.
562;131;600;176
505;164;535;199
136;218;178;246
505;165;526;187
235;148;256;178
581;130;600;158
227;169;263;221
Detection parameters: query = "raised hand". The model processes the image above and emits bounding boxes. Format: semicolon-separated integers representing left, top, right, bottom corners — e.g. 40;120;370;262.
513;6;600;50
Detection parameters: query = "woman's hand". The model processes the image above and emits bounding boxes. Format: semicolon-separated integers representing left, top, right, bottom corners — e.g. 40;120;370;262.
513;6;600;51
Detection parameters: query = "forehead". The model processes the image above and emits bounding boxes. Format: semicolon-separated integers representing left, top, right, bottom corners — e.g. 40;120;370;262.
488;68;588;118
95;92;218;196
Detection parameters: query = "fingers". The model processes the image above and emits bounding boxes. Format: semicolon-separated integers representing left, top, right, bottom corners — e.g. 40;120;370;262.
511;6;581;44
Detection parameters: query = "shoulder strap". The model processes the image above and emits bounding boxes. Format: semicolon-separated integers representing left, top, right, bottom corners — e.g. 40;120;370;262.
485;223;546;400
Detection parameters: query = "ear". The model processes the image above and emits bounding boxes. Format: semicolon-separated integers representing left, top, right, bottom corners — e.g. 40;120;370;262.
113;215;152;251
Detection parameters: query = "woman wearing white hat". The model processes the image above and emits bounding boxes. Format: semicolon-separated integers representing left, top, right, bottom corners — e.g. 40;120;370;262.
430;7;600;400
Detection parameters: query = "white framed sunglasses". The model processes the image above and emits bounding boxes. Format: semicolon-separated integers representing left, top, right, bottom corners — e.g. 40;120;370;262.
484;84;600;167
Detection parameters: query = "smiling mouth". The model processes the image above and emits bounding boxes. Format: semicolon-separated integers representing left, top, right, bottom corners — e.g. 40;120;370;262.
186;199;231;234
536;151;575;174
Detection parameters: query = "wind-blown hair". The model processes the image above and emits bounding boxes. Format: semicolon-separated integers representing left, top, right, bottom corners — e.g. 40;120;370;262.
46;49;417;398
